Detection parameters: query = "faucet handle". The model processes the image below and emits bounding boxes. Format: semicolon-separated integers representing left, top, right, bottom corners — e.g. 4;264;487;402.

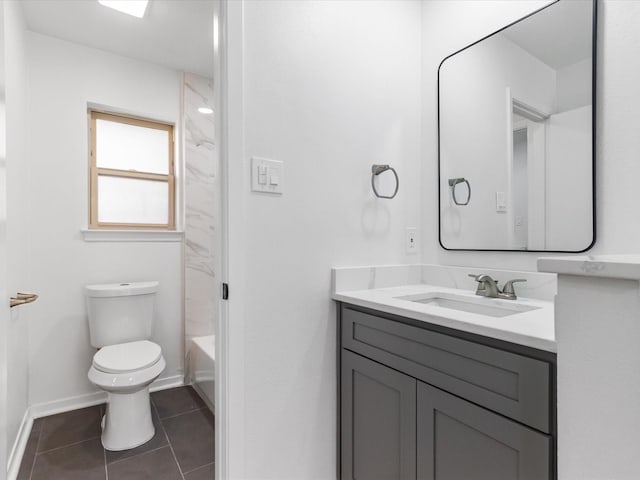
469;273;496;283
502;278;526;296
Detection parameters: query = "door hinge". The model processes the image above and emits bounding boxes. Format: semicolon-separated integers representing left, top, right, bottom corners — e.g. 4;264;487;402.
222;283;229;300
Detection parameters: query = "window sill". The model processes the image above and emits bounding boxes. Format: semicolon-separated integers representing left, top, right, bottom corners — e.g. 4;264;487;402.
81;229;184;243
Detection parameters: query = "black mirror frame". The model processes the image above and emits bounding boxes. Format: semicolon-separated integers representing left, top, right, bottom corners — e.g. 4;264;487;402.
437;0;597;253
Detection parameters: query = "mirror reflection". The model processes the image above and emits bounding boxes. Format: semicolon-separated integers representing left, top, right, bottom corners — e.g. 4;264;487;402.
439;0;594;252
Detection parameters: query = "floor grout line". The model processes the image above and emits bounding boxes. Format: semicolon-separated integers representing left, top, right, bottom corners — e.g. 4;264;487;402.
152;400;186;480
105;445;170;467
182;461;215;476
35;435;102;455
157;406;209;422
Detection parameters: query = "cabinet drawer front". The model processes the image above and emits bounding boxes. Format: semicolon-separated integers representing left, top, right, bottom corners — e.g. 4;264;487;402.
342;306;551;432
417;382;551;480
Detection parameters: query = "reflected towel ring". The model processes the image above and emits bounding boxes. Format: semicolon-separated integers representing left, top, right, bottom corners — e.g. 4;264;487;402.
448;177;471;205
371;164;399;199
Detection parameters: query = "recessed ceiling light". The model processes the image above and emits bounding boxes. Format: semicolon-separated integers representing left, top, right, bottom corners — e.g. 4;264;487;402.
98;1;149;19
198;107;214;115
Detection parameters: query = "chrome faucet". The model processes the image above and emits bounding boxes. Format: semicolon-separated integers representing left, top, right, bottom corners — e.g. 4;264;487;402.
468;274;526;300
468;274;501;298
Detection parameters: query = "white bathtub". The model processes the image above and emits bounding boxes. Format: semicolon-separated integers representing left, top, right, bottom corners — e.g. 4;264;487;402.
190;335;214;411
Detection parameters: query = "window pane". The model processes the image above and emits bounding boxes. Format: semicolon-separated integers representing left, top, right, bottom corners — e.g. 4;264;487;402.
98;176;169;225
96;119;170;174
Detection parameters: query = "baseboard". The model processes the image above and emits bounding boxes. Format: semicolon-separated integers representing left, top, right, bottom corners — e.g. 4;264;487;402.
191;380;215;413
7;410;33;480
7;374;185;480
149;374;184;393
30;391;108;420
30;374;184;419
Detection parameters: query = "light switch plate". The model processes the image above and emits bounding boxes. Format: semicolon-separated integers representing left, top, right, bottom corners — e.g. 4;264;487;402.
252;157;284;194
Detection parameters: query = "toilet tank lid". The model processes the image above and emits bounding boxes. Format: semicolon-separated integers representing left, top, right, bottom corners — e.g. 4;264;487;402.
85;281;159;298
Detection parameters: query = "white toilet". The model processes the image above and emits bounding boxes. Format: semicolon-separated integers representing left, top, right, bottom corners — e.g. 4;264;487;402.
85;281;166;451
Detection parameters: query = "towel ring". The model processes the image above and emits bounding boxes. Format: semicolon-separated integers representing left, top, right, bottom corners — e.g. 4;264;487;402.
448;177;471;206
371;164;399;199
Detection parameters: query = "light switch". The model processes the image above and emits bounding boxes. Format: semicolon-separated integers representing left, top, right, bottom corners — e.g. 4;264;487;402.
251;157;284;194
257;164;268;184
496;191;507;212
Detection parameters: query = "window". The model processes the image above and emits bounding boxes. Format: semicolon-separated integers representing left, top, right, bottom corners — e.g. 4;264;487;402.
89;110;175;230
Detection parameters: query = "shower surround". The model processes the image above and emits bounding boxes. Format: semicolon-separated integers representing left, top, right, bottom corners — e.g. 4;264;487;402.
183;72;216;390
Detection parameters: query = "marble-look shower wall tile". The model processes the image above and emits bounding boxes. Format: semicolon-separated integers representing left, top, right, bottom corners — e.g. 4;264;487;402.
184;73;216;347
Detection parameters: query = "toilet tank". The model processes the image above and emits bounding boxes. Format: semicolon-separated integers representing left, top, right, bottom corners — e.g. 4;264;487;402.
85;281;158;348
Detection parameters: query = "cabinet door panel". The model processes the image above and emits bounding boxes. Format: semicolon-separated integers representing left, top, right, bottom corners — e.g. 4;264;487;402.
341;350;416;480
417;382;550;480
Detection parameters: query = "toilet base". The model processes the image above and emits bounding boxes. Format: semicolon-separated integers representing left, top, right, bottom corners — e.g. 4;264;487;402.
102;387;155;451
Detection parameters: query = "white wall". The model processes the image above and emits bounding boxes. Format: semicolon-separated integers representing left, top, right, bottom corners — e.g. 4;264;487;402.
546;106;592;251
591;1;640;257
4;0;30;462
556;58;591;113
25;32;184;407
228;1;422;477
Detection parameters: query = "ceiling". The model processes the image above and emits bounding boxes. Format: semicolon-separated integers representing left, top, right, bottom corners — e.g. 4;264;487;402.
21;0;214;78
502;1;592;70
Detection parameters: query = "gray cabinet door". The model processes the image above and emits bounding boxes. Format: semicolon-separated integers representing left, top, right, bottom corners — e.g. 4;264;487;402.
341;350;416;480
417;381;551;480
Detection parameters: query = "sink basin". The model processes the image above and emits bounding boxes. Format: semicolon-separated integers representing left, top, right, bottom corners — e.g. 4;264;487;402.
395;292;540;318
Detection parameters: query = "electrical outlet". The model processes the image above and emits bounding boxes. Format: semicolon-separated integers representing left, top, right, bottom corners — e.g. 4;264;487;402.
406;227;418;254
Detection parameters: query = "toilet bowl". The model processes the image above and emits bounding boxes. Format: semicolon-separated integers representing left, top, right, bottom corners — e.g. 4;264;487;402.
88;340;166;451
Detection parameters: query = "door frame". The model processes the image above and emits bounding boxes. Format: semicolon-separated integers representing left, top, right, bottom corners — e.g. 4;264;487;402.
215;1;246;478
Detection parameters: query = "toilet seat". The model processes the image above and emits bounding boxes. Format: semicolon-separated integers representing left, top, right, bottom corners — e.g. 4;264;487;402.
93;340;162;374
88;354;166;393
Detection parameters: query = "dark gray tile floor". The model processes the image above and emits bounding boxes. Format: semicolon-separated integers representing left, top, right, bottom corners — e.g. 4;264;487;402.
17;386;214;480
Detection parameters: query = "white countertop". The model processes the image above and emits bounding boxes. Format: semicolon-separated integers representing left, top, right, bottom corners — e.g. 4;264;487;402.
333;284;556;352
538;255;640;280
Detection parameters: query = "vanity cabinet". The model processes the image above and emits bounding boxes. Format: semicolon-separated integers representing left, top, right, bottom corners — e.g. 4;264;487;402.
339;303;556;480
